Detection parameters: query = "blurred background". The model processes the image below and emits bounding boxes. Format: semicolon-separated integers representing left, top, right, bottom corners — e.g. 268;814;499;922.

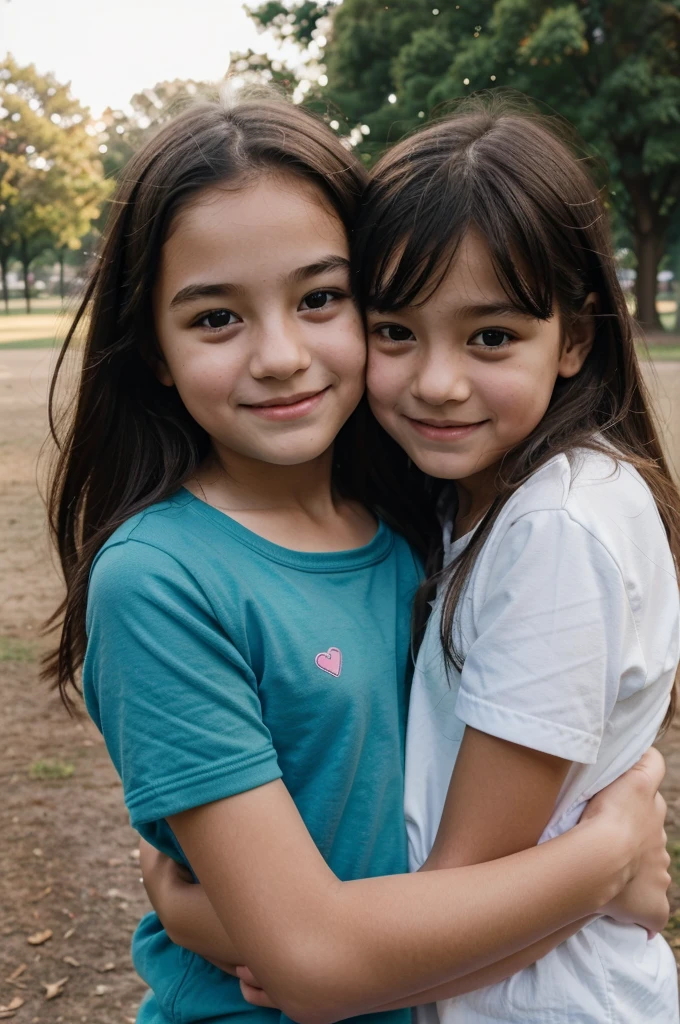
2;1;680;1021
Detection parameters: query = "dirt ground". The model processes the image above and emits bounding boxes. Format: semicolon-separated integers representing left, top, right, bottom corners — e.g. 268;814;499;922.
2;349;680;1022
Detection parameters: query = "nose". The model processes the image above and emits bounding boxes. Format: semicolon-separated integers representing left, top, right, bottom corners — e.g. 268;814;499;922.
250;319;312;380
411;349;472;406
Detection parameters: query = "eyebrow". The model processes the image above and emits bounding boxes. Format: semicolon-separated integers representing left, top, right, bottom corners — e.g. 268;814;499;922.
169;255;350;310
367;301;535;320
451;302;536;321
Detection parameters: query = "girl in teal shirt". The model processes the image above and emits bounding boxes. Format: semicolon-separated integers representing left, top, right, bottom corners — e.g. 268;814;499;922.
46;97;670;1024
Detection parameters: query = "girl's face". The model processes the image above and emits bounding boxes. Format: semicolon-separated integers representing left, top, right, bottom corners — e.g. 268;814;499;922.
153;174;365;467
366;230;594;490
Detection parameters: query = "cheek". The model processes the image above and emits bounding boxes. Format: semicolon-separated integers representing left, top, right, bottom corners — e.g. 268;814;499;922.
366;349;405;407
484;362;556;436
329;312;367;379
163;338;244;407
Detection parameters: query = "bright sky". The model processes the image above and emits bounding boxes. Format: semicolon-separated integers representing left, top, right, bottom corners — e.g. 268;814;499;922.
1;0;281;116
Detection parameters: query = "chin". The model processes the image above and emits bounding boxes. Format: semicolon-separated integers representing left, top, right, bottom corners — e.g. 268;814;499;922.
406;451;477;481
250;441;335;467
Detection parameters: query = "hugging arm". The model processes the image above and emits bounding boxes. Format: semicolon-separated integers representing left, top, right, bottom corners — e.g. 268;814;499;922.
236;735;669;1013
163;750;666;1024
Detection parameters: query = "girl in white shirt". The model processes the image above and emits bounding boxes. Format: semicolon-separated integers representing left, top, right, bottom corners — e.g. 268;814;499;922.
354;102;680;1023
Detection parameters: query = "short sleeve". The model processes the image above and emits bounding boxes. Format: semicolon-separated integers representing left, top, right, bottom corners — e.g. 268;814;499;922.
455;510;644;764
83;539;282;827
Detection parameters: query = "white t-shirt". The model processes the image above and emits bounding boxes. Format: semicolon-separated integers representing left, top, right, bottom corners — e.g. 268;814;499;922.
405;449;680;1024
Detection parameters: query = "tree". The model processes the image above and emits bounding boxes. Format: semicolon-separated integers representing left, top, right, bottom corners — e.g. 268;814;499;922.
0;56;111;311
268;0;680;329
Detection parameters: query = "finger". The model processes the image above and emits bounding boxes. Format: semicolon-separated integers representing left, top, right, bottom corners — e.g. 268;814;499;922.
236;966;263;988
240;980;277;1008
634;748;666;789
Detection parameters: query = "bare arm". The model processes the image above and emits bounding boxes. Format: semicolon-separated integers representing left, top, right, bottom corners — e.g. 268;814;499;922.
335;730;670;1013
319;728;582;1010
143;730;574;978
165;749;666;1024
139;839;240;973
239;727;588;1010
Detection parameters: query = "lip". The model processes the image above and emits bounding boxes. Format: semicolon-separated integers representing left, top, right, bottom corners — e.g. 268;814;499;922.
405;417;487;442
244;387;330;421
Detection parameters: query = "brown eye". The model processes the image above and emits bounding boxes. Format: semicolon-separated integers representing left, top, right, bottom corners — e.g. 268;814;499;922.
197;309;239;330
301;290;336;310
470;329;512;349
377;324;415;342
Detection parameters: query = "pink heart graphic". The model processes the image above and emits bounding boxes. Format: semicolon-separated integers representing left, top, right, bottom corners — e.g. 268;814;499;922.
315;646;342;677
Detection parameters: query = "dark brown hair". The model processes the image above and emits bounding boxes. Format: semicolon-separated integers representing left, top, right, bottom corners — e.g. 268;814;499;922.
353;97;680;729
44;98;403;710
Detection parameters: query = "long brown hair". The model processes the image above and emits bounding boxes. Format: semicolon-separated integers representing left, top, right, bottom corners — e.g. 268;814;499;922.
353;98;680;729
44;98;437;711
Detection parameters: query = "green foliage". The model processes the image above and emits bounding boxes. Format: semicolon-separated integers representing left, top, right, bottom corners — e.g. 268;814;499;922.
0;55;111;308
249;0;333;46
258;0;680;326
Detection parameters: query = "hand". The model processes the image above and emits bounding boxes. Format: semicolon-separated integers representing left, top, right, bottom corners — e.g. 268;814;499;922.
581;748;671;935
237;965;279;1009
139;838;193;915
139;838;240;975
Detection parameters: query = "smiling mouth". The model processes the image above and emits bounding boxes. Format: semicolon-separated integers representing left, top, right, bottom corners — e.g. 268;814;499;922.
244;387;331;421
406;417;488;440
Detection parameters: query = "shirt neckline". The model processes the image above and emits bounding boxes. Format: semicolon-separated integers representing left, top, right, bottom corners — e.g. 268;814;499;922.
173;488;394;572
442;521;474;565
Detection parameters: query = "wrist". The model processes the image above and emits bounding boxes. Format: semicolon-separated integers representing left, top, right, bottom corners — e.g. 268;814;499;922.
573;817;632;909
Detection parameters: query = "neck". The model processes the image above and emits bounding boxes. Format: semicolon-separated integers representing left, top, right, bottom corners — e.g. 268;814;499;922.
196;443;337;518
454;464;499;536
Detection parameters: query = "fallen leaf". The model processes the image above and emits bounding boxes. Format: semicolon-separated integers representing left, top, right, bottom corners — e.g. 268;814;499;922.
43;977;68;1000
94;984;110;996
62;956;79;968
30;886;52;903
63;928;75;940
7;965;26;982
0;997;24;1012
27;930;52;946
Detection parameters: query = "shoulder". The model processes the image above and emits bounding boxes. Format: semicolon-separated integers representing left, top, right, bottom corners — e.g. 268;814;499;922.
499;449;665;546
87;493;220;625
486;448;676;602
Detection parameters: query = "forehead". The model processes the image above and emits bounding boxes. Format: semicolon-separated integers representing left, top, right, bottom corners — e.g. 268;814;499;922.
428;231;507;306
159;175;348;287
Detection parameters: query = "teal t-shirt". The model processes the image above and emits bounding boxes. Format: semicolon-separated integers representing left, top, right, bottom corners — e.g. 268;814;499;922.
83;489;421;1024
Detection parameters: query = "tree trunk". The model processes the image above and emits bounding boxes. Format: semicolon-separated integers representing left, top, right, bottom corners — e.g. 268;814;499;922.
59;250;65;301
0;254;8;314
634;231;663;330
20;238;31;315
622;172;665;331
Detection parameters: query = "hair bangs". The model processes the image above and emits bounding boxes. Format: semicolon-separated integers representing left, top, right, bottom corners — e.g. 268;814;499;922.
358;142;556;321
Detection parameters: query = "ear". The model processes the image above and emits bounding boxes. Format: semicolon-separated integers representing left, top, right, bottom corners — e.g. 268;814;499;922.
144;339;175;387
557;292;598;379
153;358;175;388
